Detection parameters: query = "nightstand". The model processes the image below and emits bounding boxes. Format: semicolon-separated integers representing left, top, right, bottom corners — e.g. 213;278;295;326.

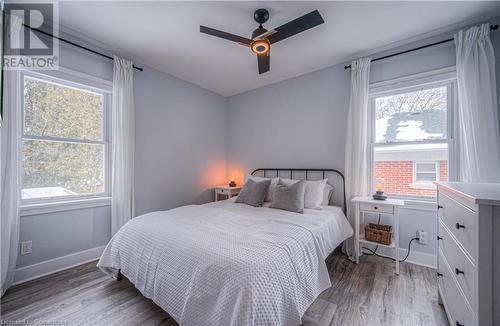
214;186;242;201
351;196;405;274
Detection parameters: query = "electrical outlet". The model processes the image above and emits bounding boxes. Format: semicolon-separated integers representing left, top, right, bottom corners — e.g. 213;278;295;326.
417;230;428;245
20;241;32;255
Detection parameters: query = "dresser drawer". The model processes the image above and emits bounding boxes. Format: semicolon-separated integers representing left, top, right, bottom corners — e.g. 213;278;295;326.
438;192;477;260
359;202;394;214
438;250;476;326
438;222;475;310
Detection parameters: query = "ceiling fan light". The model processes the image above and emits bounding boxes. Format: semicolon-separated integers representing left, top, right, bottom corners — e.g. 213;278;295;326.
251;39;269;55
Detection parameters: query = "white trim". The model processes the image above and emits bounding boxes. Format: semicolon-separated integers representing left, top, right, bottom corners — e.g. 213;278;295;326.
369;66;456;95
12;246;105;285
366;246;437;269
22;66;112;93
402;199;438;212
20;196;111;216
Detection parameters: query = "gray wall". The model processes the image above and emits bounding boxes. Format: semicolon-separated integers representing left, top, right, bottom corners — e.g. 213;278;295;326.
17;35;228;268
226;63;349;175
226;17;500;261
134;66;228;215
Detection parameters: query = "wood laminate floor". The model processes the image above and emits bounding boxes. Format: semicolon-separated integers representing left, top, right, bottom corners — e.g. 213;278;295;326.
1;252;448;326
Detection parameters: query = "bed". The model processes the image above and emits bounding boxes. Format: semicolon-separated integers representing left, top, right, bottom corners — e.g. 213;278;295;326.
97;168;353;325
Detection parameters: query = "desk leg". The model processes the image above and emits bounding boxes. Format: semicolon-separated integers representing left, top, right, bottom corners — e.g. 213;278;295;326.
354;203;360;264
395;207;400;275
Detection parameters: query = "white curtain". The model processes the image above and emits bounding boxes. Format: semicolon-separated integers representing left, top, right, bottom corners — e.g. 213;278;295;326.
454;23;500;182
111;56;135;235
1;15;22;296
344;58;372;258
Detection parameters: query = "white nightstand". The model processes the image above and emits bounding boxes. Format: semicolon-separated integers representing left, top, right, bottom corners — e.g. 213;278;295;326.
351;196;405;274
214;186;242;201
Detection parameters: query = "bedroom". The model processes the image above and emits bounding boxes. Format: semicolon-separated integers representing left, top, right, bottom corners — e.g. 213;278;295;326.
1;1;500;325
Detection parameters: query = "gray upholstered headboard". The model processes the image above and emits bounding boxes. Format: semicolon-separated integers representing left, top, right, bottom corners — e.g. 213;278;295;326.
250;168;346;213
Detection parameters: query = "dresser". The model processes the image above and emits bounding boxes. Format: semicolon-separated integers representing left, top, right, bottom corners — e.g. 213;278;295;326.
436;182;500;326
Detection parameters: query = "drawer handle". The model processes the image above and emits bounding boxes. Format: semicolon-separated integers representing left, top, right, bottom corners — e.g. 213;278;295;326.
438;205;443;209
455;268;465;275
437;236;443;240
374;206;378;210
455;223;465;229
455;322;464;326
437;272;443;277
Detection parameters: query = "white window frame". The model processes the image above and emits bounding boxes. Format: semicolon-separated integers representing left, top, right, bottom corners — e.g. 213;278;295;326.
19;68;112;214
368;67;456;201
413;161;440;185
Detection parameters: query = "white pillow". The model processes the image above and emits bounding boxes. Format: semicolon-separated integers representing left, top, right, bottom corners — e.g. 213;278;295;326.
246;175;279;202
322;183;334;206
280;178;327;209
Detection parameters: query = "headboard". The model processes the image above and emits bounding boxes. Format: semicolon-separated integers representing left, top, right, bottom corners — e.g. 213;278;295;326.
250;168;346;214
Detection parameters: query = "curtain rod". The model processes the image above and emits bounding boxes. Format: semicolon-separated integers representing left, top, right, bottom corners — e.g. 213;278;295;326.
344;24;499;70
22;24;144;72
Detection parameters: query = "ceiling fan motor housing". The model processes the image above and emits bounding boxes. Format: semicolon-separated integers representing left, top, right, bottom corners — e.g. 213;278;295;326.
254;8;269;24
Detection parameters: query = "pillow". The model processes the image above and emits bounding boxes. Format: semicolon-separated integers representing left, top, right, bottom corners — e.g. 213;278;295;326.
246;175;279;202
322;183;334;206
280;178;327;209
304;179;327;209
235;178;271;207
270;179;306;213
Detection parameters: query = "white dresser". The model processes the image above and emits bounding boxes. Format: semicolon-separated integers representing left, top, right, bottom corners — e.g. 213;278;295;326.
436;182;500;326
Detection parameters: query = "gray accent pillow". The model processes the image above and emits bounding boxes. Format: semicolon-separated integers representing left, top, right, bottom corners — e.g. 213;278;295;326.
322;184;334;205
235;178;271;207
271;179;306;213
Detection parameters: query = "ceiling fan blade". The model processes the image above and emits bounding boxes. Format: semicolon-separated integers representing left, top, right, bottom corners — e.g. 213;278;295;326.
200;25;252;45
253;29;277;40
267;10;324;44
257;52;270;74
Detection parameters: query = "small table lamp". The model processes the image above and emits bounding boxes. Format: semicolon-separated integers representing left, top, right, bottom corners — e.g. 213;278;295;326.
373;178;387;200
228;174;237;187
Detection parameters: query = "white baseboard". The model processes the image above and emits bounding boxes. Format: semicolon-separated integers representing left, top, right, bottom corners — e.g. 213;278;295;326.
364;246;437;269
13;246;105;286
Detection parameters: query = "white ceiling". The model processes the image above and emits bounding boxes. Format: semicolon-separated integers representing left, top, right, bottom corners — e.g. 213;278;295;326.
59;1;500;96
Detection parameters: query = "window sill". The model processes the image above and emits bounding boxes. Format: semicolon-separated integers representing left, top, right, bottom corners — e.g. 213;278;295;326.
409;183;437;190
20;197;111;217
402;199;437;212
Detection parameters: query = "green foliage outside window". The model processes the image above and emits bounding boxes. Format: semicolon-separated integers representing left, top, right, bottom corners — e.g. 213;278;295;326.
22;76;106;198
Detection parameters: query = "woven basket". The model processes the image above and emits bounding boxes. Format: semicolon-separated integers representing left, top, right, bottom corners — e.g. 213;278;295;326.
365;223;392;245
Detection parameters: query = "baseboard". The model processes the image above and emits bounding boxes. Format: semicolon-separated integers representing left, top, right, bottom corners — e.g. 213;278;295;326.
365;246;437;269
13;246;105;286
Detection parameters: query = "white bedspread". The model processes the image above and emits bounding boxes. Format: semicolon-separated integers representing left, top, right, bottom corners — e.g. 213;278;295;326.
97;199;353;326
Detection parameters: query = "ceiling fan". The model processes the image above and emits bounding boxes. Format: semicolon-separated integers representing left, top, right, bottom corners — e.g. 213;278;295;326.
200;9;324;74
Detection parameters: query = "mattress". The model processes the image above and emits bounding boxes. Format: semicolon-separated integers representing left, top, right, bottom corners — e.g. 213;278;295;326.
97;199;353;325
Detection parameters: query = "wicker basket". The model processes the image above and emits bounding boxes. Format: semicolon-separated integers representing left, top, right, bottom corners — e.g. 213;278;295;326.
365;223;393;245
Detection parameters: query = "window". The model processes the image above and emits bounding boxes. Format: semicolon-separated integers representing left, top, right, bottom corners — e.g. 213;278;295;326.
370;74;454;199
414;162;439;184
21;72;111;203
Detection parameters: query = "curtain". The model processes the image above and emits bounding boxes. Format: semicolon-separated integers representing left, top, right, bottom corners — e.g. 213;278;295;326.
454;23;500;182
111;56;135;235
344;58;372;259
1;15;22;296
